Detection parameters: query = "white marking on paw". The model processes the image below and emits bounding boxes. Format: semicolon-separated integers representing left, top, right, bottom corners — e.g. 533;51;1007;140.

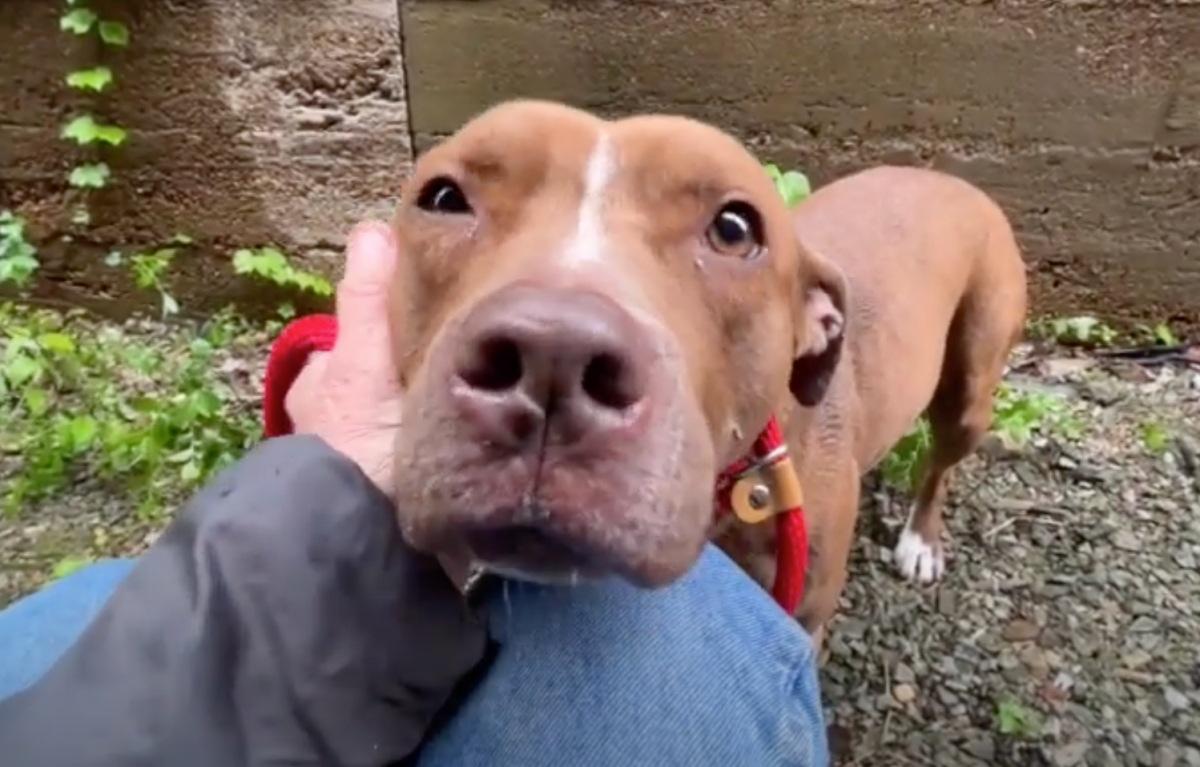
894;515;945;584
562;133;615;266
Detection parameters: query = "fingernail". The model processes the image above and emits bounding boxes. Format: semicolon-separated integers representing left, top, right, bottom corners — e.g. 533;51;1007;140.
345;222;396;282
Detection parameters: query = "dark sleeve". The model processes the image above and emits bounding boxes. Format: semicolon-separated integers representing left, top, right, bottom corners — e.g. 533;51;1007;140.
0;435;489;767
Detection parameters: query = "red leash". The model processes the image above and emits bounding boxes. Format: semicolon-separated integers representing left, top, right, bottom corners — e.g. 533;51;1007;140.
261;315;809;615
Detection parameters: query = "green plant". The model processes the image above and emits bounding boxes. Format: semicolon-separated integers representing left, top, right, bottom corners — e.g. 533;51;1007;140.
1134;321;1180;347
60;2;130;228
991;383;1080;448
879;419;933;492
1141;421;1170;456
1153;322;1179;346
1;303;261;518
0;211;40;286
233;246;333;297
995;697;1043;739
1033;315;1118;348
877;383;1079;492
763;163;812;207
130;247;180;318
51;554;94;580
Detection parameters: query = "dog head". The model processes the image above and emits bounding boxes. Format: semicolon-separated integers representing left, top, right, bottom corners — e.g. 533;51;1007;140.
389;100;845;587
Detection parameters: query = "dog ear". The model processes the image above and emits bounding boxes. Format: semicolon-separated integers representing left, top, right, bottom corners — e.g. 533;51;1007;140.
790;246;848;407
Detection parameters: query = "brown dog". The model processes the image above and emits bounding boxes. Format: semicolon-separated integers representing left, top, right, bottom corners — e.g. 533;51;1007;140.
386;100;1026;637
714;165;1028;636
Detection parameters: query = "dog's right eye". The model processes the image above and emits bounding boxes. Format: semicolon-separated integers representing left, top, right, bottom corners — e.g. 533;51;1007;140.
416;177;473;215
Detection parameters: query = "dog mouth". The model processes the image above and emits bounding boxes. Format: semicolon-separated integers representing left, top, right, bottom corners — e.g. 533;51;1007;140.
463;514;608;584
401;434;709;589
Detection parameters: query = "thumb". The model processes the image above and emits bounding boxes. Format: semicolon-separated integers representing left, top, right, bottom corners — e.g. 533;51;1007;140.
330;221;399;374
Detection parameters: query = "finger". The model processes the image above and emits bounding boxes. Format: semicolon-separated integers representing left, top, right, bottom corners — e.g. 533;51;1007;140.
330;221;399;374
283;351;330;432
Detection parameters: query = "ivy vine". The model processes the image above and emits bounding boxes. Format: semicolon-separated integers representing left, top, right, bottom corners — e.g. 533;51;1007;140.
60;0;130;227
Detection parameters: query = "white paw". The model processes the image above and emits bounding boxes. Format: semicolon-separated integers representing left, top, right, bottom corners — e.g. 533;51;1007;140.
894;525;945;584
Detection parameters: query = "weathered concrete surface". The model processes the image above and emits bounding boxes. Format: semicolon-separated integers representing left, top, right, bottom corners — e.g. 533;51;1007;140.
1;0;408;315
403;0;1200;329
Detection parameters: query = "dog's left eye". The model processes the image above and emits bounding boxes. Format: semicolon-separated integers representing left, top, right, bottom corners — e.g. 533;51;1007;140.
706;202;763;259
416;177;473;215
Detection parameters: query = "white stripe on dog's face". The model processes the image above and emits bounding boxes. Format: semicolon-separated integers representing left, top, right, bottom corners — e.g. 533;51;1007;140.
562;133;615;266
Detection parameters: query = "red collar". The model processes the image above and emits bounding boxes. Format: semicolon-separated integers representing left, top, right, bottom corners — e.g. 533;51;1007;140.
263;314;807;615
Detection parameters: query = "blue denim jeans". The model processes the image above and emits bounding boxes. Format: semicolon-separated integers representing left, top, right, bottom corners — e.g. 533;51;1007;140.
0;546;828;765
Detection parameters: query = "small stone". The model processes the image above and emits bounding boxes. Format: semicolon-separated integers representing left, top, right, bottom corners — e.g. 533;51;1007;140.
893;683;917;703
1003;619;1041;642
1112;529;1142;552
1053;740;1089;766
1021;645;1051;678
968;737;996;762
894;662;915;684
1123;649;1153;670
1164;687;1190;711
839;618;868;638
1129;616;1160;634
1156;746;1181;767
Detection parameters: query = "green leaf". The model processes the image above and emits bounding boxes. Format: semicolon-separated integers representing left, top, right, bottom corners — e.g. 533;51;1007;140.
52;555;94;580
0;213;23;241
71;207;92;226
37;332;77;355
65;66;114;92
777;170;812;207
0;216;40;286
98;20;130;46
233;246;333;297
131;248;175;289
180;461;201;483
764;163;813;207
5;355;41;386
995;698;1043;739
97;124;127;146
0;255;39;286
60;8;98;34
23;387;50;416
61;115;127;147
170;233;195;245
1153;322;1178;347
68;162;111;189
66;415;99;451
1142;421;1170;456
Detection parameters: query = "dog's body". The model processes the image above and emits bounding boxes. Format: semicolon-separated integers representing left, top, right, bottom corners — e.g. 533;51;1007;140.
387;101;1027;639
714;166;1027;633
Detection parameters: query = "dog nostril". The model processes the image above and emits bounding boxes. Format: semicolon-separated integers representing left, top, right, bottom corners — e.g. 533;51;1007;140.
461;336;523;391
581;352;641;410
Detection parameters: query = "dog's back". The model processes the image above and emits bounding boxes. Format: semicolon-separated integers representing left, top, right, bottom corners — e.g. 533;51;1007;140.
793;166;1027;470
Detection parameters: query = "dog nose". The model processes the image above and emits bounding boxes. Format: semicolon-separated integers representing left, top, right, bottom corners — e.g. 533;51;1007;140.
452;286;651;447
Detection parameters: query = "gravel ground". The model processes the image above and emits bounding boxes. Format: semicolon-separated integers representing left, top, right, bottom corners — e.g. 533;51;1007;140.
2;320;1197;766
826;349;1200;767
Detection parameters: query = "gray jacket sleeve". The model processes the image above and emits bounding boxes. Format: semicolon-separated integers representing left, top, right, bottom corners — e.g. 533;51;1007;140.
0;435;490;767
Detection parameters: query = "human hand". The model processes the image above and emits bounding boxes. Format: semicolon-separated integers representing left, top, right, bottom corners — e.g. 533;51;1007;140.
284;221;404;497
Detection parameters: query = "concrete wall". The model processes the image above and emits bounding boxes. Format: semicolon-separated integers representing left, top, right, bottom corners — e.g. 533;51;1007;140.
402;0;1200;328
2;0;1197;326
1;0;408;315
